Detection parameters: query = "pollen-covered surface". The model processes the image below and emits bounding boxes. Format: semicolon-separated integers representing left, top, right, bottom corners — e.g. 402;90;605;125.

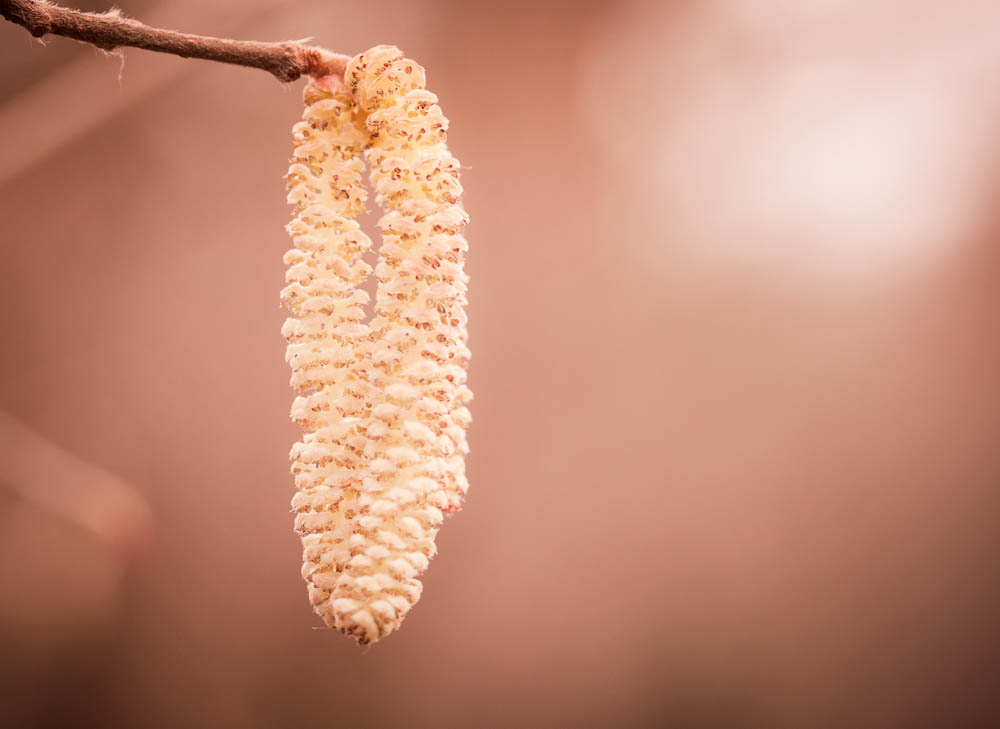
284;47;471;645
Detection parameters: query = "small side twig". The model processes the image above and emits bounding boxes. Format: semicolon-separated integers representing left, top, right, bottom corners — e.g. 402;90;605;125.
0;0;348;81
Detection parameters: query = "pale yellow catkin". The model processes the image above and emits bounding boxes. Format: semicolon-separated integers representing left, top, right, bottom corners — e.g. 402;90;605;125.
282;46;471;644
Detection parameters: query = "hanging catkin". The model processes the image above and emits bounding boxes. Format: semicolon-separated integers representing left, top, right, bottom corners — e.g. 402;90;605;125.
283;46;471;644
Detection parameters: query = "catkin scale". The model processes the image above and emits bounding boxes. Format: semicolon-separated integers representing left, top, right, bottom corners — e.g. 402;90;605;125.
283;47;471;644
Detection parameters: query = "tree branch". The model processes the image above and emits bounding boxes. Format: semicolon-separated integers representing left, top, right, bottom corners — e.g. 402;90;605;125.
0;0;348;82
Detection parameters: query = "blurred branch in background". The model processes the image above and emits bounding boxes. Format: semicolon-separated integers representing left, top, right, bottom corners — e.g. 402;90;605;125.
0;0;347;80
0;409;153;728
0;409;154;565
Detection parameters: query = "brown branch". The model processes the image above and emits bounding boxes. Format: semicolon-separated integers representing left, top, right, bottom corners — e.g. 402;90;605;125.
0;0;348;82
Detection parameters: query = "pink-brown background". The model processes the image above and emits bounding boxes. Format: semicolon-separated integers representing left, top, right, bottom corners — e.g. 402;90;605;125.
1;1;999;727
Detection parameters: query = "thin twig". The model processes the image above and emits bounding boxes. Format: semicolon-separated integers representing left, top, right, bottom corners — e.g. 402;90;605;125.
0;0;348;81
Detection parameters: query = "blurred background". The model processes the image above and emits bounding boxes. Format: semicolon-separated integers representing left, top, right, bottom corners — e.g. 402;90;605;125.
2;0;1000;727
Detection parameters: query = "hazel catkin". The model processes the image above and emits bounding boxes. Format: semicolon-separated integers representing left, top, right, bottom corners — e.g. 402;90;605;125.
283;47;471;644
